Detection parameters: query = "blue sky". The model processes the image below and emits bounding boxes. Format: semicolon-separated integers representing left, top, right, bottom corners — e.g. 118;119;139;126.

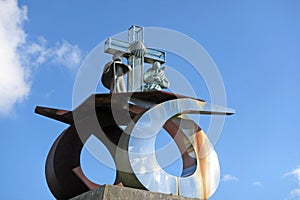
1;0;300;199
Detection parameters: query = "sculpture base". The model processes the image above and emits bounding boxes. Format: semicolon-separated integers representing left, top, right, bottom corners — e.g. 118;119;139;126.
71;185;201;200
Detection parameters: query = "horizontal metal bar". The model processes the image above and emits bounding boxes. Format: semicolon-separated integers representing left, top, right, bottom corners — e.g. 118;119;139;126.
35;106;73;124
104;38;166;64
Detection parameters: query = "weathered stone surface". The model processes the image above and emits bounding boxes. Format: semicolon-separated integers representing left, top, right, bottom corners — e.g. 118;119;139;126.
71;185;201;200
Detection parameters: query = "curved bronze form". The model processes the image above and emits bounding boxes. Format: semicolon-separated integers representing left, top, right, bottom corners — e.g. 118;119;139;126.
36;91;233;199
45;125;90;200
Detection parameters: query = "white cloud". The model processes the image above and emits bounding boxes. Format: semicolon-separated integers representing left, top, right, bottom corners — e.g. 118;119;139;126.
222;174;239;182
284;166;300;199
0;0;29;116
0;0;82;117
285;166;300;185
252;181;262;187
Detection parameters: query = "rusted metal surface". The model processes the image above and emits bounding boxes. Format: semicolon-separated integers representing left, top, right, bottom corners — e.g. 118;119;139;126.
45;125;90;200
35;91;233;124
36;91;233;199
35;106;73;124
45;124;124;200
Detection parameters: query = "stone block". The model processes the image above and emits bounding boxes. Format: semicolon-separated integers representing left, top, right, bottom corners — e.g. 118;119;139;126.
71;185;201;200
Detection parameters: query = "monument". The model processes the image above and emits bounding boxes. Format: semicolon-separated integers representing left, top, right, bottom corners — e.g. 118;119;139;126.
35;25;234;200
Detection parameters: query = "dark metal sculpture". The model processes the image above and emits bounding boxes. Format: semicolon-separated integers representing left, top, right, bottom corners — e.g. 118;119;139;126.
36;92;233;199
36;25;234;200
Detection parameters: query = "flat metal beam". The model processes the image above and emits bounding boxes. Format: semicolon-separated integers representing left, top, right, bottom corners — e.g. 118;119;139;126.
104;38;166;64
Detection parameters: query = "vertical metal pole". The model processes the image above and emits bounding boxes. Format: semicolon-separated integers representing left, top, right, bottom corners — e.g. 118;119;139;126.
113;62;116;93
127;25;144;92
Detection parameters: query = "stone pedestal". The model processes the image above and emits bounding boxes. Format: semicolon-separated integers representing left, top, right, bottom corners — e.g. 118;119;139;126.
71;185;201;200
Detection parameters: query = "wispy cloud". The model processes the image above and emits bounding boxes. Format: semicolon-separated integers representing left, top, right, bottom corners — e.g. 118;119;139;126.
284;166;300;185
222;174;239;182
284;166;300;199
252;181;263;187
25;37;82;70
43;89;55;99
290;189;300;198
0;0;82;117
